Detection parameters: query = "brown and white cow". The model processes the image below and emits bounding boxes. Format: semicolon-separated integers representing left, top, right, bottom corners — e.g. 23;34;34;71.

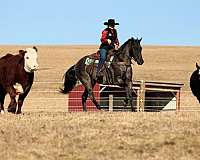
0;46;38;114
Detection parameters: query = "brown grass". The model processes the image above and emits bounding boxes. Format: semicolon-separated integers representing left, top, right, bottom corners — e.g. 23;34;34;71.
0;45;200;159
1;112;200;160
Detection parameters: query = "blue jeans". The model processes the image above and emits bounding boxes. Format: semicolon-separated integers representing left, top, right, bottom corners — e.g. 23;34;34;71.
97;48;107;74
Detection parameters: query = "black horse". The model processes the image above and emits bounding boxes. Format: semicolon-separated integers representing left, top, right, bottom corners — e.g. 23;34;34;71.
190;63;200;103
61;37;144;111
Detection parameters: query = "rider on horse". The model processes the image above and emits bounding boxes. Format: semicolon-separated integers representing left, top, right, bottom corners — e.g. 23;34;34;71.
96;19;120;77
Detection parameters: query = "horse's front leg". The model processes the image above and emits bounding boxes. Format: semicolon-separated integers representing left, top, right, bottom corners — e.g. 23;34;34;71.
125;82;136;112
7;87;17;113
124;65;136;112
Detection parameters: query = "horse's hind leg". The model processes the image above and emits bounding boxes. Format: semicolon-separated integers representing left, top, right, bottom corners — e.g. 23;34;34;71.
80;77;100;111
82;89;88;112
82;82;100;111
87;87;100;110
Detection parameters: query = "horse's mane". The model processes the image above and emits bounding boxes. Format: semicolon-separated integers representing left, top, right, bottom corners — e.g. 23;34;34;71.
119;38;133;51
114;38;135;57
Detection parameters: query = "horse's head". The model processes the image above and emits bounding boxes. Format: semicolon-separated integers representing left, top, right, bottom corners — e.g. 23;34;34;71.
129;37;144;65
19;46;39;73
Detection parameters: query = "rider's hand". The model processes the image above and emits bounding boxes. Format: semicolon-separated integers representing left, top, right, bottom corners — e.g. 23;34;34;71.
107;39;112;44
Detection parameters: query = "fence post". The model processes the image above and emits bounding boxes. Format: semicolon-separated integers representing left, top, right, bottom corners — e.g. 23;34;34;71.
136;89;140;112
176;90;181;112
66;94;69;112
109;94;113;112
139;80;145;112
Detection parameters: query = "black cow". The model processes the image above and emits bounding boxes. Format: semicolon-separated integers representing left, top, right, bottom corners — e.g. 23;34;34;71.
190;63;200;103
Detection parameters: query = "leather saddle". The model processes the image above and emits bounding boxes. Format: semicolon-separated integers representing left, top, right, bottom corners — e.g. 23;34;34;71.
89;49;117;62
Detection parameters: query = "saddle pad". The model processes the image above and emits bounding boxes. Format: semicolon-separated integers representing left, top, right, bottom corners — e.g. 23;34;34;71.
85;57;99;65
85;56;114;67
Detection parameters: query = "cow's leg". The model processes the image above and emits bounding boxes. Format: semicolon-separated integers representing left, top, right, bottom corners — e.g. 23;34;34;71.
15;94;25;114
16;96;24;114
7;87;17;113
16;86;31;114
0;89;6;114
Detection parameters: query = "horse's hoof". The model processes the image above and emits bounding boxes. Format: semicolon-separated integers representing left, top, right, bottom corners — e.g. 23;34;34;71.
96;105;101;109
131;109;137;112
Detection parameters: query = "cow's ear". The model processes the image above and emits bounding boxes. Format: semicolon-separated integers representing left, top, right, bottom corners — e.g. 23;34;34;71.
18;50;26;64
19;49;26;55
33;46;38;52
196;63;200;69
19;50;26;56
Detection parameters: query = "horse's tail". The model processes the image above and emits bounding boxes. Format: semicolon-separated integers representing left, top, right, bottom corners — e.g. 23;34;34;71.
60;65;78;94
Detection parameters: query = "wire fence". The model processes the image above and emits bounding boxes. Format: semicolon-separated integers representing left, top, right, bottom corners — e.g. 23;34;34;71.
14;81;199;112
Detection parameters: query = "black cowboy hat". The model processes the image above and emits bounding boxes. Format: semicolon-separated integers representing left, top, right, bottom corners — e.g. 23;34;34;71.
104;19;119;26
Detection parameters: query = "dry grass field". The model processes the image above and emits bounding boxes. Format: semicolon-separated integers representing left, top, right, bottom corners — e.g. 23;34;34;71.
0;45;200;160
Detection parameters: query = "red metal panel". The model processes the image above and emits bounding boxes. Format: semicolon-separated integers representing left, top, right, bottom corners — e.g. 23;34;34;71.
68;84;100;112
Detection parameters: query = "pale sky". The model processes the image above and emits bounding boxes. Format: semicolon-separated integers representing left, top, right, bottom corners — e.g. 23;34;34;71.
0;0;199;46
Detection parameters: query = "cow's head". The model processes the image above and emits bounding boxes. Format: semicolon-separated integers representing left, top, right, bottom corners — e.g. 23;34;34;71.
20;46;39;73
